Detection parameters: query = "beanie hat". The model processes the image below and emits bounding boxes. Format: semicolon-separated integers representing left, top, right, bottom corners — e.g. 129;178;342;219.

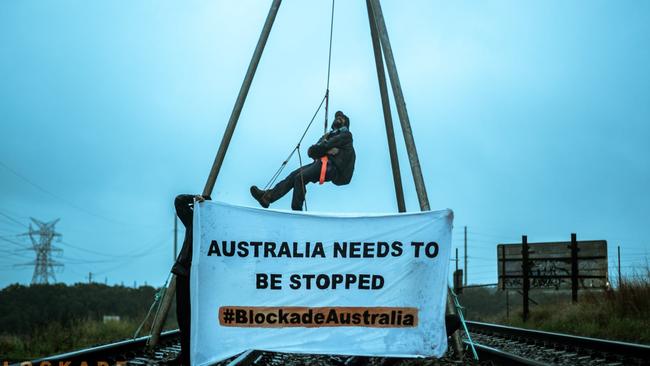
335;111;350;127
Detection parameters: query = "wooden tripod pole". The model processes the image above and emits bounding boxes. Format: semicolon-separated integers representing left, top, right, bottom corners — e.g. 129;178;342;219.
368;0;464;359
147;0;283;348
368;0;430;211
366;0;406;213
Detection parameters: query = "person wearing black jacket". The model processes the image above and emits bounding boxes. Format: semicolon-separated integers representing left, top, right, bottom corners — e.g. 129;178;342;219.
250;110;356;210
171;193;209;365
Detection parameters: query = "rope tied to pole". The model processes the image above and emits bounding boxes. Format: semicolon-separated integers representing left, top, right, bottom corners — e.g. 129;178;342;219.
262;0;336;210
450;288;479;361
263;93;327;191
136;273;171;340
324;0;336;135
296;145;308;211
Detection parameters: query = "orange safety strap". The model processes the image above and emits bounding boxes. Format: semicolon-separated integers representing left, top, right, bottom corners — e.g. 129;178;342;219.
319;156;329;184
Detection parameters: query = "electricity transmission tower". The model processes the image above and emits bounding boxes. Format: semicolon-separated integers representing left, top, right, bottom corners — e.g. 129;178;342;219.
19;218;63;284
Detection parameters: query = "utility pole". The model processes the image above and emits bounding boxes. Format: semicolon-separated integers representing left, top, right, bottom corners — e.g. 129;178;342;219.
18;218;63;284
617;245;621;287
453;248;463;295
88;272;93;284
570;233;579;303
505;290;510;320
173;214;178;261
522;235;530;322
501;243;509;319
464;226;467;286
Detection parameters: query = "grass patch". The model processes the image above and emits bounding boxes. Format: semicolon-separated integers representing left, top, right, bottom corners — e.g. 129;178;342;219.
492;270;650;344
1;317;178;361
0;283;179;361
1;318;137;360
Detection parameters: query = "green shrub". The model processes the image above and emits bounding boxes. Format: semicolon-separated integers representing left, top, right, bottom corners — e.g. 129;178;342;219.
492;271;650;344
0;283;178;361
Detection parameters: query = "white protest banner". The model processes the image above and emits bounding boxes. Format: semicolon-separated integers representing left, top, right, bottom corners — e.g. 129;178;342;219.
190;201;453;365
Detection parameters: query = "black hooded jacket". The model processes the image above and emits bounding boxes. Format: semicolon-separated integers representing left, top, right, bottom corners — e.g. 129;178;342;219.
171;194;199;277
308;126;356;185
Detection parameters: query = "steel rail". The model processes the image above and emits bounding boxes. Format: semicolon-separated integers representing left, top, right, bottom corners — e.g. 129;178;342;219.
24;321;649;366
463;340;550;366
17;330;180;366
226;350;261;366
466;321;650;360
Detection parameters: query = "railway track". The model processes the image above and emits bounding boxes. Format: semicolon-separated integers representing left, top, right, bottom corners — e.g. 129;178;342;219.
21;330;183;366
465;321;650;365
17;322;650;366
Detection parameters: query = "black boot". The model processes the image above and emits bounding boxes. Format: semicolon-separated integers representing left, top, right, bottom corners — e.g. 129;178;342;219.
250;185;270;208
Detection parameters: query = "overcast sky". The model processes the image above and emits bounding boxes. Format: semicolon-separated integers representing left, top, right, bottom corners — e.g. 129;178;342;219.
1;0;649;289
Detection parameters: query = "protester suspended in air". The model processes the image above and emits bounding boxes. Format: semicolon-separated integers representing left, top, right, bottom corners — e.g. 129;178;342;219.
250;111;356;211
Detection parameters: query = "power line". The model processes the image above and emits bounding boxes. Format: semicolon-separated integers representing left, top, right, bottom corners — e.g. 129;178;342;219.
59;240;132;258
0;248;34;259
0;236;30;249
0;211;28;228
57;227;172;260
0;160;145;227
55;231;172;276
92;240;171;276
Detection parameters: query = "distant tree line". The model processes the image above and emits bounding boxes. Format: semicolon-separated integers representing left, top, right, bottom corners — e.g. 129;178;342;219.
0;283;169;336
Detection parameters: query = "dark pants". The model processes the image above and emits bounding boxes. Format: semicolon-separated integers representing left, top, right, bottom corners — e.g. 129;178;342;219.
445;313;461;336
268;159;336;210
176;273;191;365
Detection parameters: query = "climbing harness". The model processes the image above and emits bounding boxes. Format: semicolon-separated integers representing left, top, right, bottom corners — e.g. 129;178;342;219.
319;156;329;184
263;0;337;211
